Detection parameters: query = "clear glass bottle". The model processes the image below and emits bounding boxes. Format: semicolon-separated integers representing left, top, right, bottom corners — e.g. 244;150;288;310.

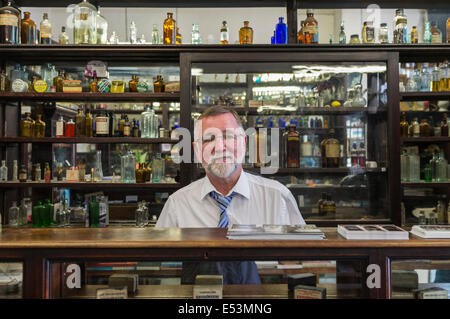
35;163;41;181
239;21;253;44
151;153;165;183
0;1;20;44
58;26;69;44
139;34;146;44
129;20;137;44
191;23;202;44
19;199;28;226
56;116;65;138
39;13;51;44
220;21;229;44
379;23;388;43
283;124;300;168
436;152;448;182
338;21;346;44
141;105;158;138
73;0;97;44
96;6;108;44
163;12;176;44
121;151;136;183
93;150;103;181
275;17;287;44
34;114;46;138
431;65;441;92
21;11;37;44
423;21;432;44
8;201;19;227
0;160;7;181
12;159;17;181
430;151;439;181
409;151;420;182
151;24;159;44
430;21;442;44
393;9;407;44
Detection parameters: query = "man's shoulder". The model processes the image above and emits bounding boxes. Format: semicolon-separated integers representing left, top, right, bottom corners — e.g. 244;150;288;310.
245;171;289;194
168;177;205;200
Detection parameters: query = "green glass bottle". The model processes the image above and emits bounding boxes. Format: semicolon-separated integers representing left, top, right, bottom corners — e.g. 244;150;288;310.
46;199;54;226
424;164;432;182
32;201;43;228
89;195;100;227
40;200;50;227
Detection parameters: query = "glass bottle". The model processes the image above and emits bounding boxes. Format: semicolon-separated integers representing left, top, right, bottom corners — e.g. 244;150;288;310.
423;21;432;44
408;117;420;137
191;23;201;44
175;27;181;44
129;20;137;44
34;114;46;138
253;118;267;167
95;108;109;137
447;18;450;43
436;152;448;182
21;11;37;44
338;21;346;44
151;153;165;183
400;149;410;182
64;199;70;226
109;30;118;44
0;69;9;91
151;24;159;44
322;129;339;168
89;75;98;92
20;112;34;137
85;110;93;137
358;142;366;168
53;70;64;92
75;108;86;137
440;61;449;91
393;9;407;44
300;135;313;160
431;66;441;92
424;164;432;182
19;199;27;226
58;26;69;44
163;12;176;44
35;163;41;181
0;160;7;181
96;6;108;44
304;9;318;44
65;119;75;137
275;17;287;44
220;21;229;44
419;118;431;137
135;163;145;183
129;74;139;92
239;21;253;44
144;162;151;182
153;75;165;92
12;159;17;181
44;162;51;182
441;113;449;137
73;0;97;44
18;165;27;182
89;196;100;228
349;34;361;44
56;116;65;138
379;23;388;43
411;26;418;44
39;13;51;44
297;20;305;43
283;124;300;168
0;1;20;44
8;201;19;227
362;21;375;44
400;112;409;137
430;21;442;44
93;150;103;181
141;105;158;138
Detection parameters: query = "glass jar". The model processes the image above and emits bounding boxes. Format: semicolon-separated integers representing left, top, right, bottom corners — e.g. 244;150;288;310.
73;0;97;44
163;12;176;44
379;23;388;43
239;21;253;44
21;11;37;44
93;150;103;182
8;201;19;227
58;26;69;44
96;6;108;44
349;34;360;44
0;1;20;44
151;24;159;44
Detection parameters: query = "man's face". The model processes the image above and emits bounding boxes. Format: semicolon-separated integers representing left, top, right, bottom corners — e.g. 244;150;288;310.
194;113;246;179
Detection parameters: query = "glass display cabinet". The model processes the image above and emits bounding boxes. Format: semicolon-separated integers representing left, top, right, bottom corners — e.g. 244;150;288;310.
184;52;395;225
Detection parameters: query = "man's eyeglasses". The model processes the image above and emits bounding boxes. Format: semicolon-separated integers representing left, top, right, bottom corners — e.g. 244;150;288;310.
201;133;244;145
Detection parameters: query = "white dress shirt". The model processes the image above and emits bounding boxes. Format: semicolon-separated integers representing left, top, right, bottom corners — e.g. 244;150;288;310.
156;171;305;228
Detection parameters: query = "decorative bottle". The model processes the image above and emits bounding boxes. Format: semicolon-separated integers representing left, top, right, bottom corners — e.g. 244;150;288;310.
21;11;37;44
39;13;51;44
338;21;346;44
220;21;229;44
163;12;176;44
239;21;253;44
0;1;20;44
275;17;287;44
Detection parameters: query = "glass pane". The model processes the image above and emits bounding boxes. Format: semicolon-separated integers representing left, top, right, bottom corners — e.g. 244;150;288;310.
192;61;388;221
0;262;23;299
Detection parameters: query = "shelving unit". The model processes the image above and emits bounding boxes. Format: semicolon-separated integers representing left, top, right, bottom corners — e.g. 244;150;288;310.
0;92;180;102
0;137;178;144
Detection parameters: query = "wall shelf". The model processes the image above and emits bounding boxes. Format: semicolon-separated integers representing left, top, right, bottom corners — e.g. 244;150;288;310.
401;137;450;143
400;92;450;101
0;182;182;189
0;137;179;144
0;92;180;102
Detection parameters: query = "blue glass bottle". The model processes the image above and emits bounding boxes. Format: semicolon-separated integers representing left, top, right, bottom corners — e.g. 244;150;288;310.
275;17;287;44
271;31;275;44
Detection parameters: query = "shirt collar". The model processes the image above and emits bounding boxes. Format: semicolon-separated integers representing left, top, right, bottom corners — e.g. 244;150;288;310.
200;170;251;200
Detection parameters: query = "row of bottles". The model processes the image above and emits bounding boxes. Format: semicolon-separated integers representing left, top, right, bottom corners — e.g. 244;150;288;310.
6;199;69;228
121;151;166;183
401;149;449;182
400;113;449;138
317;193;337;216
401;62;450;92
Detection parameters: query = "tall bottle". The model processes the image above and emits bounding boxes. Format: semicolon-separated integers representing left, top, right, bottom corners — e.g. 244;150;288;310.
129;20;137;44
423;21;432;44
12;159;17;181
441;113;449;137
275;17;287;44
34;114;46;137
73;0;97;44
39;13;51;44
220;21;229;44
436;152;448;182
44;162;51;182
338;21;346;44
20;112;34;137
284;124;300;168
141;105;158;138
393;9;407;44
447;18;450;43
0;1;21;44
163;12;176;44
95;106;109;137
21;11;37;44
175;27;182;44
191;23;202;44
75;107;86;137
304;9;318;44
239;21;253;44
151;24;159;44
8;201;19;227
297;20;305;43
322;129;339;168
89;196;100;227
0;160;7;181
151;153;165;183
400;112;409;137
253;118;267;167
96;6;108;44
85;110;93;137
411;26;418;44
58;26;69;44
431;66;441;92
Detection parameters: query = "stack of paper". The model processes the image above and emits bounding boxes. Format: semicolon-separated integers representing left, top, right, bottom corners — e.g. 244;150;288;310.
227;224;325;240
338;224;409;240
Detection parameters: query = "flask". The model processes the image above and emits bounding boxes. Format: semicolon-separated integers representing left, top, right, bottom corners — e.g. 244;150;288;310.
0;160;7;181
275;17;287;44
163;12;176;44
73;0;97;44
8;201;19;227
0;1;20;44
32;201;43;227
39;13;51;44
96;6;108;44
175;27;181;44
239;21;253;44
191;23;202;44
151;24;159;44
21;11;37;44
220;21;229;44
58;26;69;44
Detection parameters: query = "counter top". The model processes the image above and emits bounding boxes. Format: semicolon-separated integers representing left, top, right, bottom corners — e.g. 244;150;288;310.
1;227;449;249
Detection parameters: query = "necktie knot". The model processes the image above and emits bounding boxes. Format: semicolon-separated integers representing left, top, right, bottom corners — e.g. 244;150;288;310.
210;191;237;228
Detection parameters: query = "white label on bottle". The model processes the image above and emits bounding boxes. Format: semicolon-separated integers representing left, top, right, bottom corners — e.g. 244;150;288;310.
0;14;18;27
301;143;313;157
40;25;51;37
56;121;64;136
325;144;339;158
96;117;109;135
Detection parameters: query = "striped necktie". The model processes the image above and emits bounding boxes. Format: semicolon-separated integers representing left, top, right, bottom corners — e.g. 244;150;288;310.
210;191;237;228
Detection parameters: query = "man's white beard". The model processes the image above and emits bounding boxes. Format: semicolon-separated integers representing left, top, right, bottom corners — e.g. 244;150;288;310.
204;152;242;179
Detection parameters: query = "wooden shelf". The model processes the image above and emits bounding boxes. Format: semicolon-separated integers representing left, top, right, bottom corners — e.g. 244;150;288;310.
401;137;450;143
194;106;384;115
400;92;450;101
246;167;385;174
402;182;450;188
0;92;180;102
0;182;182;189
0;137;178;144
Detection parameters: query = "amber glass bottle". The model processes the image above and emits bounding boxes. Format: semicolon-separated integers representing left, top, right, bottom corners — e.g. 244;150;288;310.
20;112;35;137
284;124;300;168
176;27;182;44
297;20;305;43
144;162;151;182
89;77;99;92
163;12;176;44
75;108;86;137
153;75;165;92
85;110;93;137
53;70;64;92
239;21;253;44
0;69;10;91
303;9;318;44
400;112;409;137
129;74;139;92
419;119;431;137
34;114;46;138
135;163;145;183
321;129;339;168
21;11;37;44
